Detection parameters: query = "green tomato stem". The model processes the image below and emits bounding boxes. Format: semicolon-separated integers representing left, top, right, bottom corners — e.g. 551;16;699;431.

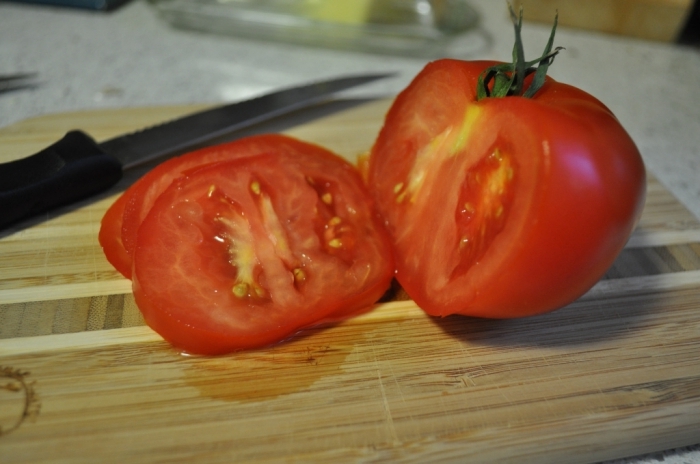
476;6;564;100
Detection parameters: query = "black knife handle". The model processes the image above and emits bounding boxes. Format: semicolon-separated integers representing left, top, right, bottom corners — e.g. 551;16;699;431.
0;130;122;230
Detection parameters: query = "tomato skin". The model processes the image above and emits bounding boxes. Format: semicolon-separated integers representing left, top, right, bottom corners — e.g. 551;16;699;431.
99;192;130;277
131;141;394;355
368;59;646;318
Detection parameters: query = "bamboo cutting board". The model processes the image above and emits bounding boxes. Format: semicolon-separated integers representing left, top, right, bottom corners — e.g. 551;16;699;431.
1;100;700;463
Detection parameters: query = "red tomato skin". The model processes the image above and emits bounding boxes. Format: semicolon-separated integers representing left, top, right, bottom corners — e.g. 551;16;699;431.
131;141;394;355
368;59;646;318
98;192;131;277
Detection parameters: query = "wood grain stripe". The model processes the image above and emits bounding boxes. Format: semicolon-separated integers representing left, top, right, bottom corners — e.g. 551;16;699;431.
603;243;700;278
1;294;144;339
2;242;700;339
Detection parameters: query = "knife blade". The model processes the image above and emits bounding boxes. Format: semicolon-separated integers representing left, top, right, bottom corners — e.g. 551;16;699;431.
0;73;392;230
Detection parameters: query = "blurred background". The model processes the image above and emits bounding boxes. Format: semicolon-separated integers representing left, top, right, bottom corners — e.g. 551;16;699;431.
3;0;698;50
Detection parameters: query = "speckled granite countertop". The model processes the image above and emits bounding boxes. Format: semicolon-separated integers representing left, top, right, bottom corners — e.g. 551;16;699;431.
1;1;699;462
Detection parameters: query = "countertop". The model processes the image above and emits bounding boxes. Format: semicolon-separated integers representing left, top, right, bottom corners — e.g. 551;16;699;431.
1;0;699;462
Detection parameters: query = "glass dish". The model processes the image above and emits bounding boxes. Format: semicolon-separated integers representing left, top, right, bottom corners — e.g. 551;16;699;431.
151;0;481;56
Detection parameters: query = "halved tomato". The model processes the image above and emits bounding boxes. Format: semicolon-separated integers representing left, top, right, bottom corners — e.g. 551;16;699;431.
131;146;394;354
367;59;646;318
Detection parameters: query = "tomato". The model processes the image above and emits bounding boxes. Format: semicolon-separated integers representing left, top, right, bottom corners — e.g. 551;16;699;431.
131;144;394;355
366;58;646;318
100;135;327;279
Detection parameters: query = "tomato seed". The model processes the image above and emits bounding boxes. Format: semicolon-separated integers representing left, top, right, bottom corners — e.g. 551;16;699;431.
232;282;248;298
293;268;306;283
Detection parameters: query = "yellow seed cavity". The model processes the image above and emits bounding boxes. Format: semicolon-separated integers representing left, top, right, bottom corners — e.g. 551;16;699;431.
393;182;404;194
495;205;504;217
250;181;261;195
396;191;407;204
463;202;475;213
293;268;306;283
321;192;333;205
207;185;216;197
232;282;249;298
328;216;342;226
328;238;342;248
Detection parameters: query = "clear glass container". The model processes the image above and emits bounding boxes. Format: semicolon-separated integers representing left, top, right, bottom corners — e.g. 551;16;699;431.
150;0;480;57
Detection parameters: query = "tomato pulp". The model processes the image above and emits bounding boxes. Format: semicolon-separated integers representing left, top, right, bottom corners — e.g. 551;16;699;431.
367;59;646;318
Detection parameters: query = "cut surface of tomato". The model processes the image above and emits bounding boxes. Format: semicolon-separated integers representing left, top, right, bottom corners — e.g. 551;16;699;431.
368;59;646;318
132;147;394;355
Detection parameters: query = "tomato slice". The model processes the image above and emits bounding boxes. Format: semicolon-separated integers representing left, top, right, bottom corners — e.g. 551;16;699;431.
100;135;334;279
132;150;394;355
368;59;646;318
99;192;130;277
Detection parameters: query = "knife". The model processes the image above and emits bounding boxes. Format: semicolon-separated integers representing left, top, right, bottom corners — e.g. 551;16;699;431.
0;73;392;230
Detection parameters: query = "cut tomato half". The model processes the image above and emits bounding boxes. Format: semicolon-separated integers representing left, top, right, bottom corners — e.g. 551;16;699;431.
132;148;394;354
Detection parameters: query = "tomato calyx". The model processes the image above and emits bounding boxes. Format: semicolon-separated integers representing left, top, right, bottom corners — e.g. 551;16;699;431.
477;6;564;100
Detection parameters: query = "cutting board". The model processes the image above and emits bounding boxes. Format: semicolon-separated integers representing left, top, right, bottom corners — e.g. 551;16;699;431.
1;100;700;463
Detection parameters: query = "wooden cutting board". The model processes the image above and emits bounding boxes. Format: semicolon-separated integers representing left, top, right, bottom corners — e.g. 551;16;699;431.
1;100;700;463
